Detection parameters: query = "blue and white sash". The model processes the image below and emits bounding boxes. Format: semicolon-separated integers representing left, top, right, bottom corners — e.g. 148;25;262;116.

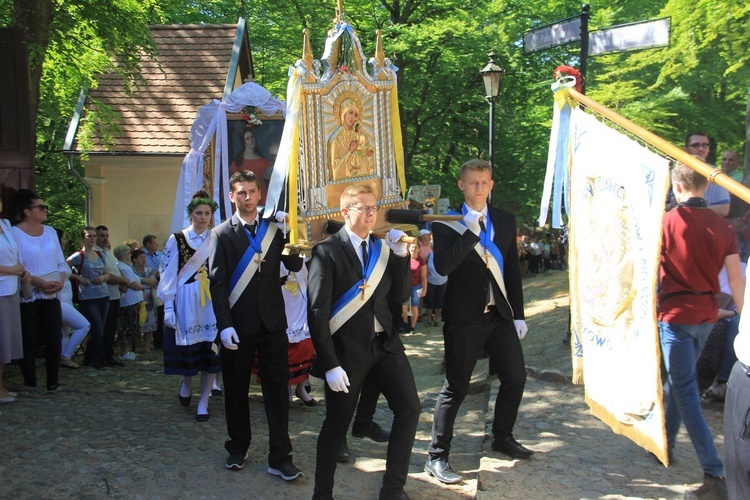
329;238;389;335
176;228;212;289
228;220;277;308
442;208;512;312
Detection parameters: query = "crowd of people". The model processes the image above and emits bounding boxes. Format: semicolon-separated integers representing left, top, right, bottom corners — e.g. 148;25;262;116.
654;133;750;500
1;144;749;500
517;232;566;275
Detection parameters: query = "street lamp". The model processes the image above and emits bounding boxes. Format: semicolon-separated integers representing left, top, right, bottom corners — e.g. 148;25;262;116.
480;51;505;204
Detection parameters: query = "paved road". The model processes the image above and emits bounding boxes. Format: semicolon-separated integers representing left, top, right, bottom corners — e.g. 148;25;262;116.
0;322;724;499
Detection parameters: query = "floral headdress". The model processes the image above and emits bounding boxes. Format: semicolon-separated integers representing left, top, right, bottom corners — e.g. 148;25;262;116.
553;65;583;93
186;197;219;215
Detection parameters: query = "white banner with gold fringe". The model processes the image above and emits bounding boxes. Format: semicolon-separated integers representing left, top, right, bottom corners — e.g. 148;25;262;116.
567;106;671;465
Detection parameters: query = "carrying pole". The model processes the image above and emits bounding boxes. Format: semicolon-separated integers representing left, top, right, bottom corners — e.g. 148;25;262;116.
565;87;750;205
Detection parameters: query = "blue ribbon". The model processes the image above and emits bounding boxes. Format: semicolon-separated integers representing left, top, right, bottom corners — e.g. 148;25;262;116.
450;206;505;275
330;237;381;319
229;219;270;290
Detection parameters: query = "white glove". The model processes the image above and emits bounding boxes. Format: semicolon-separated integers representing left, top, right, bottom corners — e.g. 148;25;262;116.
514;319;528;340
164;310;176;329
464;210;483;235
274;211;289;235
325;366;350;393
385;229;408;256
220;327;240;350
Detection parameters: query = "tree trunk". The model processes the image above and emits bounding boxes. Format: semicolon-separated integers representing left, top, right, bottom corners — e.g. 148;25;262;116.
12;0;54;129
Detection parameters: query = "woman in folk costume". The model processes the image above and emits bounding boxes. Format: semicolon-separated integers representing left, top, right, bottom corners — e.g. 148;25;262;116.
280;260;316;406
157;191;220;422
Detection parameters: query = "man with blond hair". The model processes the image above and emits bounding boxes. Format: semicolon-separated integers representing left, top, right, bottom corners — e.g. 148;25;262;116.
425;159;531;485
308;184;420;500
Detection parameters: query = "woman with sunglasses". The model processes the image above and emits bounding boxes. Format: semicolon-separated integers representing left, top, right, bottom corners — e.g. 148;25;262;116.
11;190;67;391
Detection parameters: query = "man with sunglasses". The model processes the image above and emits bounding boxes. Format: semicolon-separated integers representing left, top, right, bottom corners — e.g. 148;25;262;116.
684;131;730;216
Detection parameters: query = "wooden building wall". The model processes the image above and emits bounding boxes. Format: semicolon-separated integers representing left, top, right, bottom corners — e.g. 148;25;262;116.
0;28;34;221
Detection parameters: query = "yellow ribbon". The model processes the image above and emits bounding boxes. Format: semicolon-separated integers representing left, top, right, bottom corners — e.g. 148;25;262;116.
197;266;212;307
284;279;300;297
553;88;570;110
390;71;407;198
286;69;303;244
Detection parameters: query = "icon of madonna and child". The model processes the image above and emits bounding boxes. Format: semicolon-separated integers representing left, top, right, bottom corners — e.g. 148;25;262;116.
327;95;375;181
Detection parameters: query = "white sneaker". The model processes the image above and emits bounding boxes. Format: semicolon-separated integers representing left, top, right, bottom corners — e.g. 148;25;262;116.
119;352;137;361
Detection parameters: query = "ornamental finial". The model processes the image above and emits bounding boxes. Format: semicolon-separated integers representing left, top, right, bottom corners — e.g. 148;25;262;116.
336;0;345;22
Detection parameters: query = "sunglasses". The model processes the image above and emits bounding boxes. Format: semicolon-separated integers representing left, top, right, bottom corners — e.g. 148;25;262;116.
687;142;710;149
30;204;49;211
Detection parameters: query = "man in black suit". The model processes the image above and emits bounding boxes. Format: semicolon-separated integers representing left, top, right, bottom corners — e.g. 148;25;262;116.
425;159;532;485
308;184;421;500
209;170;304;479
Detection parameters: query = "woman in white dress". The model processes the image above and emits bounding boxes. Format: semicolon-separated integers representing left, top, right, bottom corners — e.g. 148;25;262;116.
0;196;28;403
280;261;316;406
157;191;220;422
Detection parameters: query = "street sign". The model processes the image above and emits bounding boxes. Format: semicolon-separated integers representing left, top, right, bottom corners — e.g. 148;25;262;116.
524;17;582;54
589;18;670;56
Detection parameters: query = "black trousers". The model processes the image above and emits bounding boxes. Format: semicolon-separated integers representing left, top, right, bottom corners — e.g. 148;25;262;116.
221;326;292;468
153;304;164;348
100;298;120;363
350;299;403;426
19;298;62;388
353;376;381;426
428;309;526;459
314;335;421;497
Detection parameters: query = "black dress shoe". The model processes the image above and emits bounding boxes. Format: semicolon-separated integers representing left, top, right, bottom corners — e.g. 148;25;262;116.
295;387;316;406
352;421;390;442
424;456;462;484
379;489;410;500
337;439;350;463
211;388;223;396
47;383;60;391
196;412;209;422
179;382;192;407
491;435;534;459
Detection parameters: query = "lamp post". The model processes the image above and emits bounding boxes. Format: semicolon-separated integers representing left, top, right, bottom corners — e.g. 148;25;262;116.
480;51;505;204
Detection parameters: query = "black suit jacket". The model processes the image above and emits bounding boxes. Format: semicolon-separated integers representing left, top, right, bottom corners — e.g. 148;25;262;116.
307;229;410;373
209;212;303;335
433;205;524;323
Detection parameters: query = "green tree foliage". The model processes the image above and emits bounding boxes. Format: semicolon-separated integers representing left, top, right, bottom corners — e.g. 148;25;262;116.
4;0;748;236
3;0;157;241
588;0;750;161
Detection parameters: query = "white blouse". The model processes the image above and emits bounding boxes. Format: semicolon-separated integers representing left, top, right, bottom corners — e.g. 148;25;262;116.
11;224;67;302
0;219;21;296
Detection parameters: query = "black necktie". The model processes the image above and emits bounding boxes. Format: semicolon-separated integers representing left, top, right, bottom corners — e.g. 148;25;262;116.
479;220;487;234
361;241;368;272
245;222;257;238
